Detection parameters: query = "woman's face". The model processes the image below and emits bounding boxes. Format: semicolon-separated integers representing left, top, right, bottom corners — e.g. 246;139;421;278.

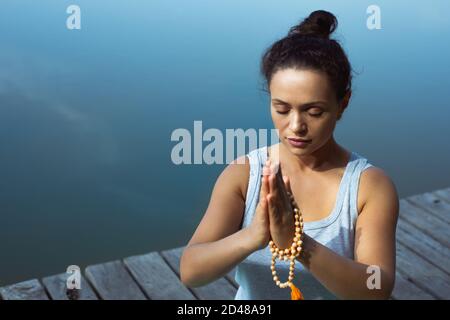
269;68;347;156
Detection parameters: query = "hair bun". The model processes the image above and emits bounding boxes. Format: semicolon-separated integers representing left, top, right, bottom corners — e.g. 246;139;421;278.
288;10;337;39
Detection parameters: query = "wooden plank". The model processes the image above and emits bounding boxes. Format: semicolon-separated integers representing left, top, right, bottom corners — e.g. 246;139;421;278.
85;260;146;300
124;252;196;300
161;246;237;300
396;223;450;275
42;273;98;300
391;271;434;299
396;241;450;299
434;188;450;204
407;192;450;224
399;199;449;247
0;279;49;300
397;218;450;261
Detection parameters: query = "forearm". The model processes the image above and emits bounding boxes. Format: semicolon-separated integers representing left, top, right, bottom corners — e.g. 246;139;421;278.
180;228;257;288
297;234;393;299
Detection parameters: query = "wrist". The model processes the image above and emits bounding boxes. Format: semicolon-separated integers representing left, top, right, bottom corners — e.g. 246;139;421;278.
241;227;263;253
297;233;314;267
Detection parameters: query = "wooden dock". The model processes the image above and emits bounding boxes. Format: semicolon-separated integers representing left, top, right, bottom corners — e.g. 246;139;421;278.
1;187;449;300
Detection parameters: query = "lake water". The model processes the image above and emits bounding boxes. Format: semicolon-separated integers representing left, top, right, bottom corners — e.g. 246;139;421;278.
1;0;449;285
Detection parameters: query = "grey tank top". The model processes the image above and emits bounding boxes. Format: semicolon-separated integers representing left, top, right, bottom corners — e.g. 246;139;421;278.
234;145;373;300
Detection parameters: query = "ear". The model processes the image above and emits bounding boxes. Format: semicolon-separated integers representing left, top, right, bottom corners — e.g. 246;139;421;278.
338;90;352;120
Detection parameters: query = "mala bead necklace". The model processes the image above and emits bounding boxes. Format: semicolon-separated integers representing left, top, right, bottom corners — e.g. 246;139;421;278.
268;191;305;300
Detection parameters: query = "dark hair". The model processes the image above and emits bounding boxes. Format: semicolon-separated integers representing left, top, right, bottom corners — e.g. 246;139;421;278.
261;10;352;102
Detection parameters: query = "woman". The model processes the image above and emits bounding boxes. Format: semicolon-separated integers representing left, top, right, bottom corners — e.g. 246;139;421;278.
180;10;399;300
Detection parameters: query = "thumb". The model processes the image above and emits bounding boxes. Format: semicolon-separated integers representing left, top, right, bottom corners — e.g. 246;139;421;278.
258;195;269;220
282;175;295;205
282;175;291;194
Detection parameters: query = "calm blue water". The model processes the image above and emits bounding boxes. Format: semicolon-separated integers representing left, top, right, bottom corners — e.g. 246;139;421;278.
1;0;449;285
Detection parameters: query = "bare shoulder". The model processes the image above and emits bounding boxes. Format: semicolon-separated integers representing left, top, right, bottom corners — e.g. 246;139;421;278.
358;166;399;215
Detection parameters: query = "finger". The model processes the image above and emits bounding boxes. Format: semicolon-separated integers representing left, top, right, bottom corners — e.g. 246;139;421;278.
270;160;280;176
259;192;267;212
268;173;277;197
262;160;271;176
281;175;293;204
282;175;292;194
266;194;276;213
282;175;298;208
275;166;285;190
261;174;268;198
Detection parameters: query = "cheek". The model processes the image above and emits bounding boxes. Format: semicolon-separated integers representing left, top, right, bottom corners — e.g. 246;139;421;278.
312;118;336;138
270;112;286;128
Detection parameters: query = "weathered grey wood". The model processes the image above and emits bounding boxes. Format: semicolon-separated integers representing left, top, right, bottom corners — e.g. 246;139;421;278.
161;246;237;300
42;273;98;300
0;279;49;300
434;188;450;204
124;252;196;300
407;191;450;224
392;271;434;299
397;218;450;261
399;199;449;247
396;241;450;299
85;260;146;300
396;223;450;275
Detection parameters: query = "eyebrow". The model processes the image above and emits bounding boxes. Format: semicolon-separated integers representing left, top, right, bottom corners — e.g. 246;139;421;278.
271;98;327;107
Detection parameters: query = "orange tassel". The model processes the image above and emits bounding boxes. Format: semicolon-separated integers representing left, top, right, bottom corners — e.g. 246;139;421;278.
289;282;304;300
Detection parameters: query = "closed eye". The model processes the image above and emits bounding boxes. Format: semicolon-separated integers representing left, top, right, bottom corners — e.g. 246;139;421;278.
275;110;323;117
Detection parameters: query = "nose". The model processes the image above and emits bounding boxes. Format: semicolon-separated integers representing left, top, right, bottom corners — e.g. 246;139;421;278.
289;111;307;135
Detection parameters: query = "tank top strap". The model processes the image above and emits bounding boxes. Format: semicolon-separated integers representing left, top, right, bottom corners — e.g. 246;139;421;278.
347;152;374;221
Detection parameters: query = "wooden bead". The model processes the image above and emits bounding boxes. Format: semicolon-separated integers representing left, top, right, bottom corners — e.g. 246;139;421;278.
269;203;305;290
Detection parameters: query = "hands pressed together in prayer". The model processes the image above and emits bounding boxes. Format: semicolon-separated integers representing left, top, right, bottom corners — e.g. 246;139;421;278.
248;158;299;251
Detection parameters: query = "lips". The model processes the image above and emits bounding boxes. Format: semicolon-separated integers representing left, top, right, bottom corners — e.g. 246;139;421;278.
287;137;312;143
287;137;311;148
